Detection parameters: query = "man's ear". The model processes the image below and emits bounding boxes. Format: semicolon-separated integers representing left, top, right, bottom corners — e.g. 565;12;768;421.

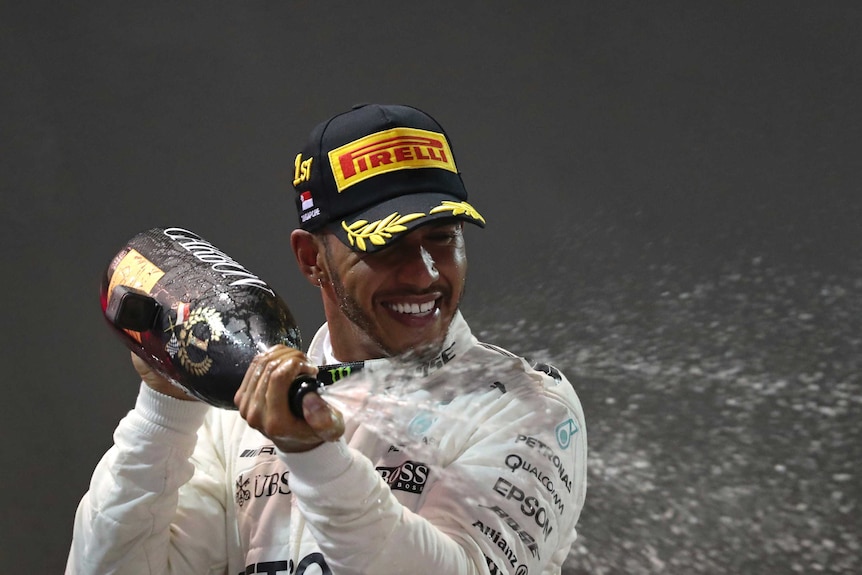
291;229;324;287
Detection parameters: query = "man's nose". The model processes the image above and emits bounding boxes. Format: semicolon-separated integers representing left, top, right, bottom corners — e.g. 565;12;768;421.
397;245;439;286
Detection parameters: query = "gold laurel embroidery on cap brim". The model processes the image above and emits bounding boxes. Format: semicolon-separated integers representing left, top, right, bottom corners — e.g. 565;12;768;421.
428;200;486;224
342;212;426;252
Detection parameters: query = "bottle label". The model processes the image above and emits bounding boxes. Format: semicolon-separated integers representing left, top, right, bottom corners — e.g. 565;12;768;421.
107;249;164;302
107;249;165;342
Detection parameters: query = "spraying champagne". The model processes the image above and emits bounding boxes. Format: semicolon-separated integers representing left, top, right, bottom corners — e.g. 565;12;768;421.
100;226;361;413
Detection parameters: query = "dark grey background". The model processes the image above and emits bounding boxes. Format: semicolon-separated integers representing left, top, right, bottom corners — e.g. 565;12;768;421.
2;2;860;573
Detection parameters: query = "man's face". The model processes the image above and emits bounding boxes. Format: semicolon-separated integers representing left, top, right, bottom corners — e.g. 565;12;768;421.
319;221;468;361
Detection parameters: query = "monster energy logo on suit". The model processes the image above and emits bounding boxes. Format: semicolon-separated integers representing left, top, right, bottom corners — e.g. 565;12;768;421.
314;362;366;385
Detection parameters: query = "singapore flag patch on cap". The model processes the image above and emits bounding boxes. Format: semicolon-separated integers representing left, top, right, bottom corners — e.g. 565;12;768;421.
300;191;314;211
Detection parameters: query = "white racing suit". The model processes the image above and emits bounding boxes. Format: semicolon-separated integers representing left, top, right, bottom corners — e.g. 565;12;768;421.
67;312;587;575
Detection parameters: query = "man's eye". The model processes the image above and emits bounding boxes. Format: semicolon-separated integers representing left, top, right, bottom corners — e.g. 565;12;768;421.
428;231;459;243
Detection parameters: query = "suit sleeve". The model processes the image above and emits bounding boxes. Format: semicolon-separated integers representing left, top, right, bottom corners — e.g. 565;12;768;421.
281;368;587;575
65;383;230;575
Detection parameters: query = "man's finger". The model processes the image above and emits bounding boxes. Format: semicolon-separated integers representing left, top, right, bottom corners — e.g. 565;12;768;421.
302;393;344;441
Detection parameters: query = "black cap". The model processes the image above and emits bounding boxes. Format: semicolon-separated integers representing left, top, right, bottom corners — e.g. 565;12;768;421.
292;104;485;252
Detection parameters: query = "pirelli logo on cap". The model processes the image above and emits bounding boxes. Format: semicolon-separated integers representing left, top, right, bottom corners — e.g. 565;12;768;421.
329;127;457;192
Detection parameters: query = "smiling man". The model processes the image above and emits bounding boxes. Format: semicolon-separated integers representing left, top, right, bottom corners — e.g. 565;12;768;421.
304;220;468;360
67;104;587;575
290;104;483;364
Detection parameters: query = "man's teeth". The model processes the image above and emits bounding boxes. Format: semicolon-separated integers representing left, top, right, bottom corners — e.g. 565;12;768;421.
387;301;436;314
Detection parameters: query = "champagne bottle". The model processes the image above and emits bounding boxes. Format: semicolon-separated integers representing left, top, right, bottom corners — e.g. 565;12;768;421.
100;226;362;412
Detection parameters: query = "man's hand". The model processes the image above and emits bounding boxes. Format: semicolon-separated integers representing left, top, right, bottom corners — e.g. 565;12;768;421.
235;345;344;453
131;352;197;401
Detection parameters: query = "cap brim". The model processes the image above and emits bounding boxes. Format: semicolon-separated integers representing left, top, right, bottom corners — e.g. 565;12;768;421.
329;192;486;253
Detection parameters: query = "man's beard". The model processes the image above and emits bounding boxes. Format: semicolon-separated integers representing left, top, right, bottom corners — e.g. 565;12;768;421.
327;263;459;363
